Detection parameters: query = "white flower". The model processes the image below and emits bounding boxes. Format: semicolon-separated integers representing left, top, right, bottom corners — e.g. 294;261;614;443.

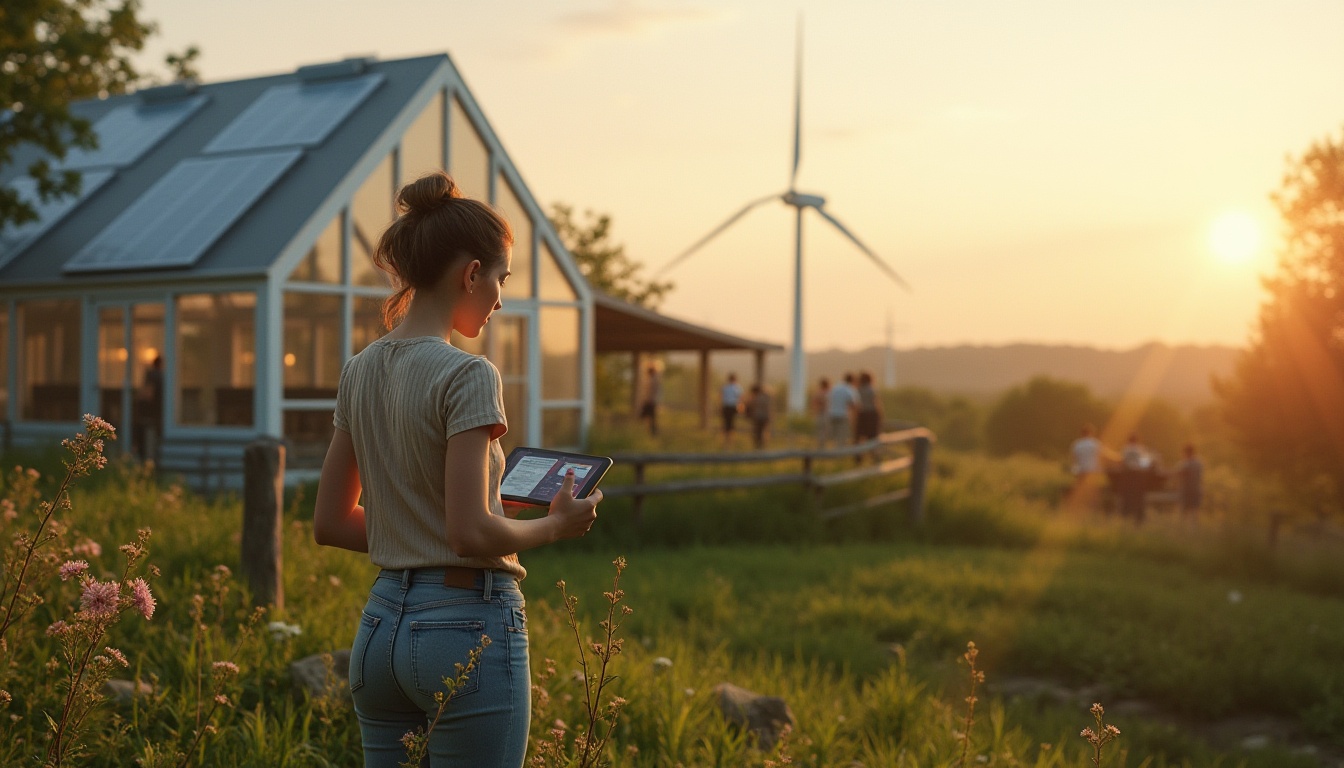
267;621;303;640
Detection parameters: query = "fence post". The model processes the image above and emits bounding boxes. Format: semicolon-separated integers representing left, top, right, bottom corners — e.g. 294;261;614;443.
908;435;931;525
242;438;285;611
632;461;646;523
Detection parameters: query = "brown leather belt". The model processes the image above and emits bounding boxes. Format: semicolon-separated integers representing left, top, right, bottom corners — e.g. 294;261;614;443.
441;566;486;589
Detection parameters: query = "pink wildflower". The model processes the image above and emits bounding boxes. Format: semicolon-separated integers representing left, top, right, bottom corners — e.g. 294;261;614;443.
0;689;10;706
104;648;129;667
59;560;89;581
214;694;231;706
212;661;240;676
1;499;15;522
73;539;102;557
83;414;116;436
129;578;155;619
79;579;119;617
46;621;69;637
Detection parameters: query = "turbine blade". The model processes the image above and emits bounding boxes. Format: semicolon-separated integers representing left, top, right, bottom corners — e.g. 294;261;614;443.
814;206;912;291
655;194;781;276
790;15;803;190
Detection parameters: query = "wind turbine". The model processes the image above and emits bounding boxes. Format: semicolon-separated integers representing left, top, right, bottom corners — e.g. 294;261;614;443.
656;21;910;414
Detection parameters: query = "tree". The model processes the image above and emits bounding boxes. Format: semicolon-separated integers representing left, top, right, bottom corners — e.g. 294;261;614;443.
984;377;1109;459
549;203;672;308
1216;128;1344;510
0;0;170;229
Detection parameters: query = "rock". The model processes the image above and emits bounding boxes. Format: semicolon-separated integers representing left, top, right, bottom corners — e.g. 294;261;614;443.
712;682;796;750
1240;734;1271;750
104;678;154;703
290;649;351;700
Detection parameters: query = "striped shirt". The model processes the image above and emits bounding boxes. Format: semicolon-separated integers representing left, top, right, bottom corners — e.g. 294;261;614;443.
333;336;523;578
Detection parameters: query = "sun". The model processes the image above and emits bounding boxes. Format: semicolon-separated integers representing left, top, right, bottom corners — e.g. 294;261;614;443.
1208;211;1262;265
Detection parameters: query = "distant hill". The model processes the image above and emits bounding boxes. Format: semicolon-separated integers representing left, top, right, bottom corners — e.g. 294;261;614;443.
731;343;1241;407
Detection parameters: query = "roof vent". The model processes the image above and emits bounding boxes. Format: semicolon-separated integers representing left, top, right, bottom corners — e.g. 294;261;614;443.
296;57;375;82
139;80;200;102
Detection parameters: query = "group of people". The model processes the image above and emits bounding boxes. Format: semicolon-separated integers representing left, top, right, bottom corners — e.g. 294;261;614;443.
811;371;883;450
718;373;774;448
1068;424;1204;524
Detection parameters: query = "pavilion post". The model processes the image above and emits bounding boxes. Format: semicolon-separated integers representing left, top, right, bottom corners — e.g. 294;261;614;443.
698;349;710;430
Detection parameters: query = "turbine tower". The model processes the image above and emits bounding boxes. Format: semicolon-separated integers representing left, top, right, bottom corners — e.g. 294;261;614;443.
657;20;910;414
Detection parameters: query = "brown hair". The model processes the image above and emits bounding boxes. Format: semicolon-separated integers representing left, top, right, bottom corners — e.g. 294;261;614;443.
373;171;514;328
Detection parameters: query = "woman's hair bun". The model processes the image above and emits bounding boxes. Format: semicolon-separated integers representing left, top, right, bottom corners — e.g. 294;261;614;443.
397;171;463;215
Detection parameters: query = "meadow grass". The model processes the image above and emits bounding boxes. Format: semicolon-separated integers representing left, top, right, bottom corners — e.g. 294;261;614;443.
1;421;1340;766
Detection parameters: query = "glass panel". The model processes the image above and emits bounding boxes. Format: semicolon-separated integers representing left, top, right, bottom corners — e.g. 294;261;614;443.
542;408;581;449
289;212;342;284
490;314;527;454
131;303;166;462
0;306;8;419
176;292;256;427
97;306;127;431
496;174;532;300
353;295;389;355
283;292;341;398
351;154;394;287
401;89;444;182
538;240;578;302
285;407;335;470
18;299;80;422
540;306;579;401
448;96;490;202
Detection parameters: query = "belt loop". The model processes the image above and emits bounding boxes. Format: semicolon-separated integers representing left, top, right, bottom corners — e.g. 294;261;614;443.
400;568;411;591
482;569;494;600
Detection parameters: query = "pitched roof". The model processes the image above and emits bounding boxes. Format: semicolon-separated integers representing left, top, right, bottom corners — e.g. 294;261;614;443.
0;54;447;289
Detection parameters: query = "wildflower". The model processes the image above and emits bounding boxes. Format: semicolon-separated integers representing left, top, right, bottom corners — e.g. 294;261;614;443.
214;694;231;706
0;690;9;706
58;560;89;581
79;580;119;617
72;539;102;557
128;578;156;619
212;661;240;676
1;499;15;522
652;656;673;672
267;620;303;640
84;414;116;435
104;648;129;667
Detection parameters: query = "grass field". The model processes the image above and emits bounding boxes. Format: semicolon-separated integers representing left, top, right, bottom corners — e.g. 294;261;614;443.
2;422;1341;766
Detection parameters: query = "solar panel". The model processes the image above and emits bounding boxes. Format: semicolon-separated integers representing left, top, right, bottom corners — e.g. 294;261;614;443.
62;95;207;169
63;149;302;274
0;169;115;269
203;74;384;154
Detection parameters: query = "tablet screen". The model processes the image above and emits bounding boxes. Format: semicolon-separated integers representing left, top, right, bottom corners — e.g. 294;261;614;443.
500;447;611;505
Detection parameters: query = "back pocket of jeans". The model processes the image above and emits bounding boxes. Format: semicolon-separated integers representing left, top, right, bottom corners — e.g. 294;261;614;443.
410;619;487;699
348;612;380;693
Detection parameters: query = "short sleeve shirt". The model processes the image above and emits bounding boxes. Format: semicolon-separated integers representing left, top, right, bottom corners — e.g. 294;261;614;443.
334;336;522;578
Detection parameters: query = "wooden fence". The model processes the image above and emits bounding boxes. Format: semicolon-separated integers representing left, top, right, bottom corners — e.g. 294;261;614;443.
604;427;935;522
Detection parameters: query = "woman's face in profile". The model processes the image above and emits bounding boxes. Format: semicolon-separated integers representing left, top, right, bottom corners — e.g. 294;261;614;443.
456;247;512;338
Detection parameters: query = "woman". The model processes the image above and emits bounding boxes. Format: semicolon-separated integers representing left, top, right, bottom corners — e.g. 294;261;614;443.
313;172;600;767
853;371;882;461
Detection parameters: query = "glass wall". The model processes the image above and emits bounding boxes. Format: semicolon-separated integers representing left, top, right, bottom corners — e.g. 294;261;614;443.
289;213;342;284
176;292;255;427
351;153;394;287
18;299;80;421
492;315;527;453
540;306;580;401
449;96;490;202
97;307;127;428
353;296;388;354
538;240;578;302
496;175;533;300
283;292;341;397
0;305;8;419
401;89;444;183
542;408;581;449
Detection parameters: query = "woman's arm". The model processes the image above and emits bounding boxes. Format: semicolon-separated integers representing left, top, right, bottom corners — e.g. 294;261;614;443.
313;428;369;553
443;426;599;558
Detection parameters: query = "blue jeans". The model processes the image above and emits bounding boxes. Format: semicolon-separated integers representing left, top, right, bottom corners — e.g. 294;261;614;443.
349;568;530;767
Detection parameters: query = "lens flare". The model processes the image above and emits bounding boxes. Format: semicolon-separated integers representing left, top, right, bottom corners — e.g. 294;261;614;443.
1208;211;1262;265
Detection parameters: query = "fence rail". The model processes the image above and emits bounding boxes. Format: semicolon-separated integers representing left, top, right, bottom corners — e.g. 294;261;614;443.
604;427;934;522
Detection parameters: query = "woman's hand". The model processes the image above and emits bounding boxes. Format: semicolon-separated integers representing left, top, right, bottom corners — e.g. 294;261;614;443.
546;469;601;540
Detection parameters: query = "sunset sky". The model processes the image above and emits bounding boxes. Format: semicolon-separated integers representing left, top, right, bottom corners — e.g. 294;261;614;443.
136;0;1344;351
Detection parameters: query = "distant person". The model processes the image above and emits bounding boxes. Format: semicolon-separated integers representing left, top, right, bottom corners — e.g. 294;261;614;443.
747;383;772;450
136;355;165;464
720;373;743;447
1067;423;1110;512
822;372;858;448
1116;433;1153;523
639;365;661;437
1175;443;1204;521
853;370;883;441
811;377;831;446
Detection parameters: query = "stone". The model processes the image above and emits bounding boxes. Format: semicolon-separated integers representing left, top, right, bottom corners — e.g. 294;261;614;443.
712;682;796;750
104;678;154;704
290;649;351;700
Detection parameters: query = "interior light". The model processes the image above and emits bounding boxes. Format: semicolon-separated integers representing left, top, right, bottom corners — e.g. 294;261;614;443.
284;353;297;367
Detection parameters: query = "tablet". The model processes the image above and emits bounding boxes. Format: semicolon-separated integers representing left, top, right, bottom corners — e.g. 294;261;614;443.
499;447;613;506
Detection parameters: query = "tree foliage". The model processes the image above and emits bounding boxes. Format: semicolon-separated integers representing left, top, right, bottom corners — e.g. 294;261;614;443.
984;377;1109;459
0;0;161;229
1216;128;1344;509
548;203;672;309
